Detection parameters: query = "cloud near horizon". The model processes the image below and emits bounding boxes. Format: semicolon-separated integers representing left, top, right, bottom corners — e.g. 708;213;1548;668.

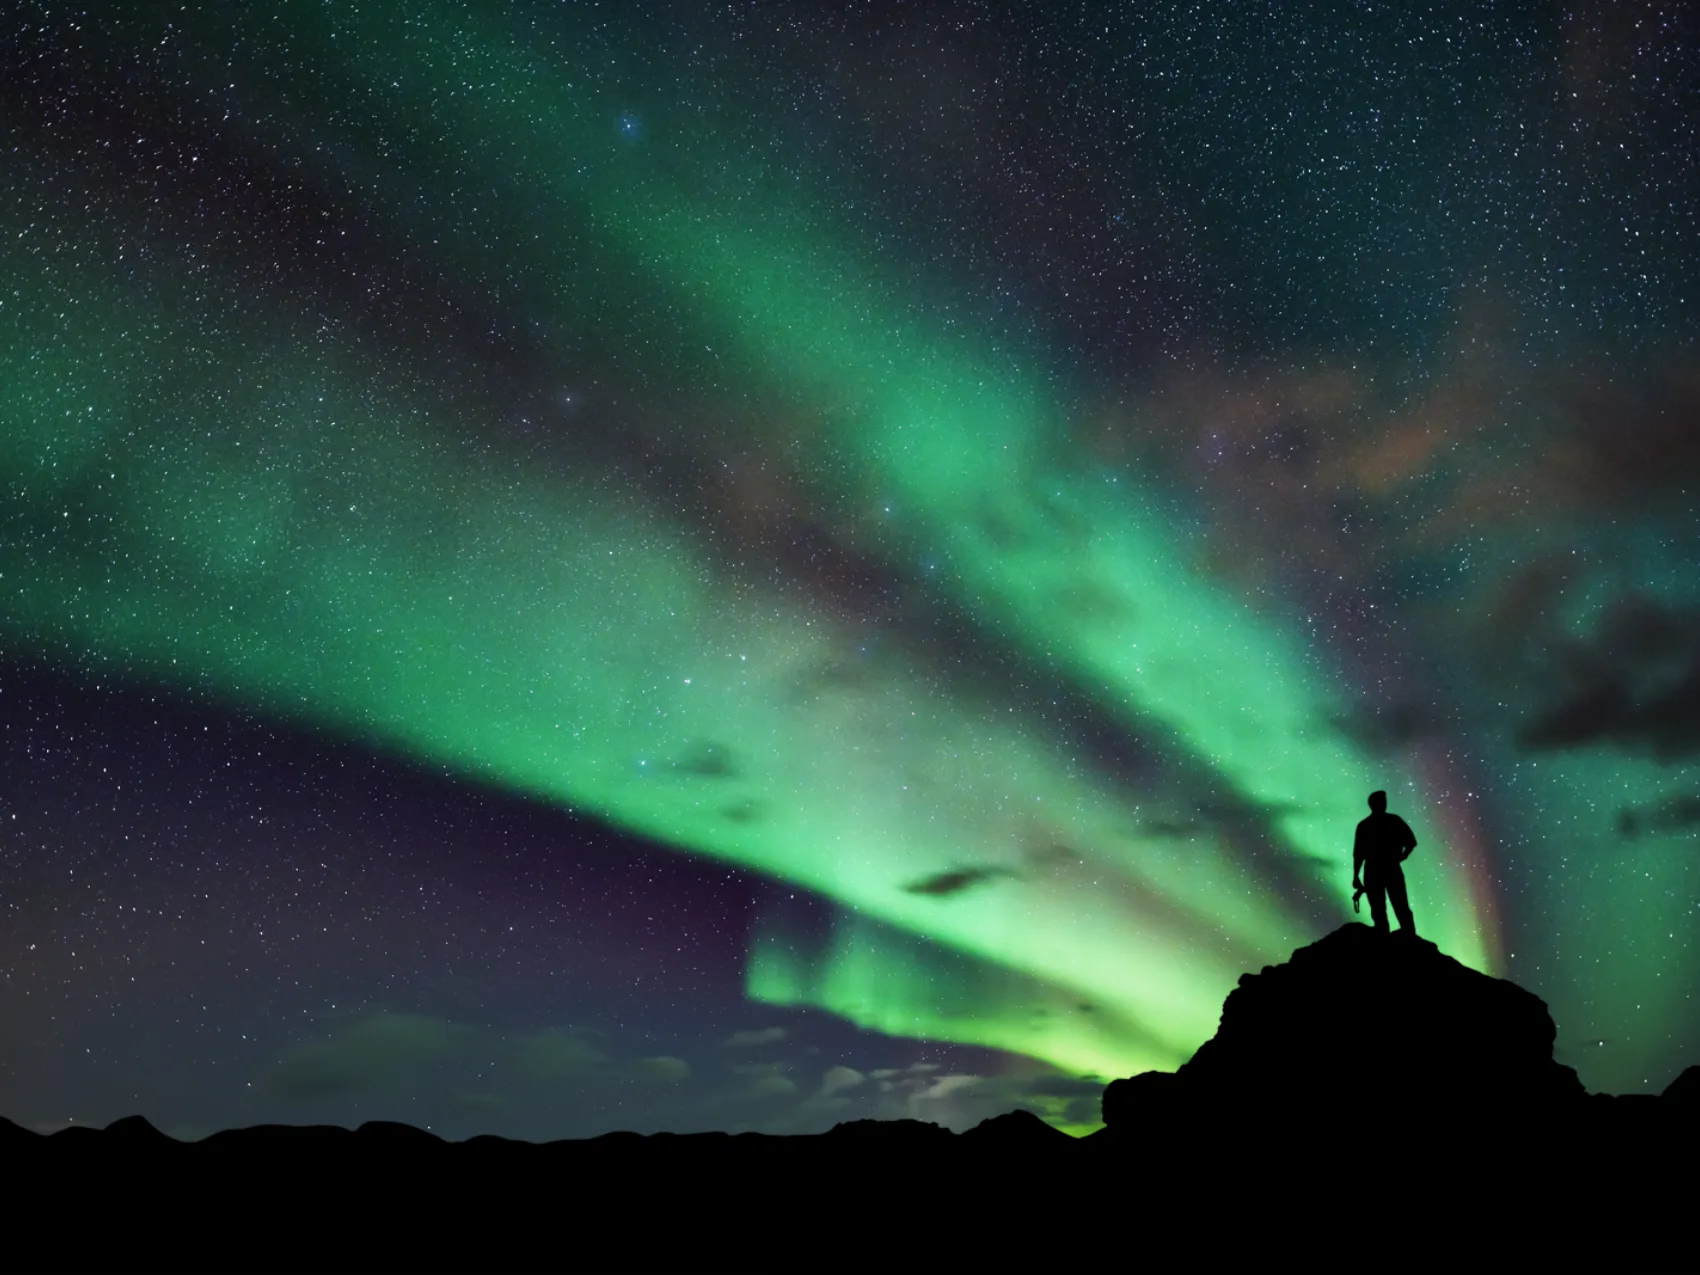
723;1027;790;1049
260;1012;1105;1137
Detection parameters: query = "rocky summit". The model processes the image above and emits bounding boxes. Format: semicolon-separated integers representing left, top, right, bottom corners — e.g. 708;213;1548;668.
1104;923;1583;1128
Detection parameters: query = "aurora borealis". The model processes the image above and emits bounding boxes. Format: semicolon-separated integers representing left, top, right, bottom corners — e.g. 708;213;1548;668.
3;2;1698;1138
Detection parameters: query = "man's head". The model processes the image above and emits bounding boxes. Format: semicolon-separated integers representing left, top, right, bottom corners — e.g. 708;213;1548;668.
1368;790;1387;813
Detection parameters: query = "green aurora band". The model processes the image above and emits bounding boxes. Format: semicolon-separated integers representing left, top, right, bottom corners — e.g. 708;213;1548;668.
1;4;1498;1088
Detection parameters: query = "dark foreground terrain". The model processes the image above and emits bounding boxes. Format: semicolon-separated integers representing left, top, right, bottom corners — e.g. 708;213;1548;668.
8;925;1695;1271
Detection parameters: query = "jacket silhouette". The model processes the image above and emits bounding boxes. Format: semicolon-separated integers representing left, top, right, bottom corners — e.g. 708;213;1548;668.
1353;791;1416;935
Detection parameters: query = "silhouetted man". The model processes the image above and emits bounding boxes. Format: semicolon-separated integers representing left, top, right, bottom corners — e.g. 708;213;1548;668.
1353;790;1416;936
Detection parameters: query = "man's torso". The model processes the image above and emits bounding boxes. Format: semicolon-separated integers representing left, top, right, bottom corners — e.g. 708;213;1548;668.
1356;812;1413;867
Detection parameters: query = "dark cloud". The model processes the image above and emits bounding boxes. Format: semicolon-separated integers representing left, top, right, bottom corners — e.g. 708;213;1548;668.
1616;795;1700;839
267;1017;685;1112
720;798;766;824
901;865;1018;897
1140;819;1201;839
1468;556;1578;672
723;1027;788;1049
1554;368;1700;512
513;1027;613;1083
1519;597;1700;759
1014;1074;1106;1100
266;1013;476;1100
1012;1074;1107;1130
1332;702;1430;753
259;1014;1105;1135
668;740;738;779
1061;1097;1101;1125
632;1056;691;1083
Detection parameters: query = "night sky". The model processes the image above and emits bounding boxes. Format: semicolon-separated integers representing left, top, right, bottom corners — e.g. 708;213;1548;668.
3;1;1698;1139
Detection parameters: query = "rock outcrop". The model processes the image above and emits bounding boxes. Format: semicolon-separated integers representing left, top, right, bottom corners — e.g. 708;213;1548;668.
1663;1064;1700;1105
1104;922;1584;1128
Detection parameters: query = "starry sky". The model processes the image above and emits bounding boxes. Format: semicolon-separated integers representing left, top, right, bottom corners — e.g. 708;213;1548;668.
2;1;1697;1139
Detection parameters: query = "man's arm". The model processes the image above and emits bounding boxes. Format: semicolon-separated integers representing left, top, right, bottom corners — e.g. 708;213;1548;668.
1399;816;1417;861
1352;821;1366;885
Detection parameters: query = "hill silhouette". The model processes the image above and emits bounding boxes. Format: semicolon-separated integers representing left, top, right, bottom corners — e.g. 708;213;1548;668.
1104;922;1583;1129
4;924;1694;1270
1091;923;1695;1269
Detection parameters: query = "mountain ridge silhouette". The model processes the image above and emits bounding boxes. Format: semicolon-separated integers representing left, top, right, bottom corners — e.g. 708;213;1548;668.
5;923;1692;1269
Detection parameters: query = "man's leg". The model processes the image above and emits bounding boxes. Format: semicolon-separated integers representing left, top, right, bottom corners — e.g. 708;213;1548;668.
1365;864;1390;932
1387;863;1416;935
